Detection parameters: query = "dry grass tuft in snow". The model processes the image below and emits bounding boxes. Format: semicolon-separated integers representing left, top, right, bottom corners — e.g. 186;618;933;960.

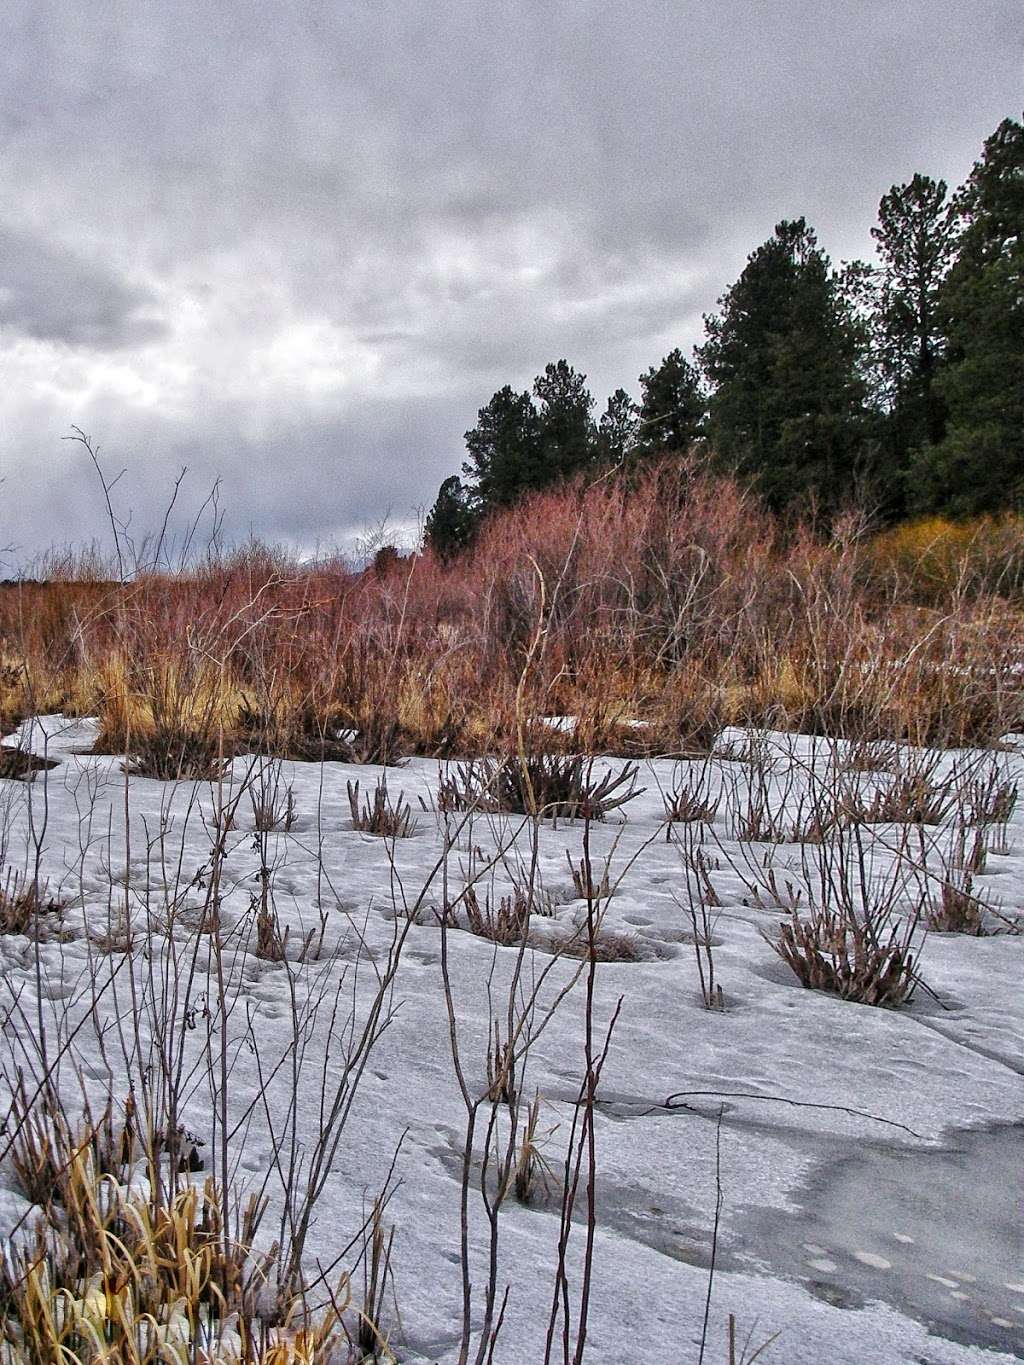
347;776;417;838
766;904;920;1007
0;870;65;939
462;885;549;946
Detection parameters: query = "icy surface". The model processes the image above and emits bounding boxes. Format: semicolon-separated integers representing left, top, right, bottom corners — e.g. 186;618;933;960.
741;1123;1024;1355
1;713;1022;1363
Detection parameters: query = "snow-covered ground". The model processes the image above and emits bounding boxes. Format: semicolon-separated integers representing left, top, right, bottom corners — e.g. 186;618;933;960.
2;714;1022;1363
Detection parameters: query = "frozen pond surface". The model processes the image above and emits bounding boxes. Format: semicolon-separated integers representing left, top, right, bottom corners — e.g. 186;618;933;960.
740;1122;1024;1357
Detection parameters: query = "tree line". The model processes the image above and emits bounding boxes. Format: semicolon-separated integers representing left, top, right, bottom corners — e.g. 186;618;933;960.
425;115;1022;560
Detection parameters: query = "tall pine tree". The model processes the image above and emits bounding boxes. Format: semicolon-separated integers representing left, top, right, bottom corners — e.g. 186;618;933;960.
424;475;477;561
911;116;1024;515
699;219;867;514
460;363;597;514
597;388;640;466
868;174;957;513
461;385;544;509
533;360;598;481
635;349;706;461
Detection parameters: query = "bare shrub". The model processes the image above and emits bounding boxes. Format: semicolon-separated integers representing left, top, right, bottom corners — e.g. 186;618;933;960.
436;759;501;814
742;865;805;914
357;1196;397;1361
838;738;901;773
947;821;989;875
437;752;643;822
957;761;1018;826
344;714;408;767
237;694;354;763
721;740;836;844
726;792;788;843
712;733;757;763
0;745;59;781
250;760;297;831
683;844;722;908
123;722;229;781
498;753;643;821
6;458;1024;762
676;823;725;1006
850;752;1013;830
0;663;410;1361
688;900;724;1010
844;768;956;826
464;885;543;946
486;1018;519;1105
252;900;329;963
254;899;290;960
731;791;835;840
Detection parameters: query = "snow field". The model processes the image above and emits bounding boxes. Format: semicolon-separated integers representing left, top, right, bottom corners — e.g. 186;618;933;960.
1;714;1022;1363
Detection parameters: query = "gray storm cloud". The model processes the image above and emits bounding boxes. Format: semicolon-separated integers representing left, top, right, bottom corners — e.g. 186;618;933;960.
0;228;164;348
1;0;1021;566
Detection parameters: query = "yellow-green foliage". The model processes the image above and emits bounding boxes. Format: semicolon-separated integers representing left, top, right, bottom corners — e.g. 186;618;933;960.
868;516;1024;602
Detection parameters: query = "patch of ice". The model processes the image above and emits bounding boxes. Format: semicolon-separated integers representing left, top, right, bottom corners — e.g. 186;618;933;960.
853;1251;892;1270
807;1257;839;1274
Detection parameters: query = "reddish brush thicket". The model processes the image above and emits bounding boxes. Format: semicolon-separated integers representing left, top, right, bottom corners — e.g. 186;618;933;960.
2;461;1022;757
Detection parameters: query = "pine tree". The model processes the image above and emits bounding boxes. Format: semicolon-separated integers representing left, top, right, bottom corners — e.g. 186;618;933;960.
699;219;868;514
596;388;640;466
533;360;598;480
911;116;1024;515
461;385;544;509
867;174;957;512
460;363;598;514
424;475;477;562
635;349;706;460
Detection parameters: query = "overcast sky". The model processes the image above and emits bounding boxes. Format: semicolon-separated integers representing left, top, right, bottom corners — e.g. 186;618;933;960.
1;1;1021;569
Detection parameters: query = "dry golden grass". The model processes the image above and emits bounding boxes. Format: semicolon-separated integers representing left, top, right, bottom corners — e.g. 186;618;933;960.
548;926;643;963
1;1086;364;1365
